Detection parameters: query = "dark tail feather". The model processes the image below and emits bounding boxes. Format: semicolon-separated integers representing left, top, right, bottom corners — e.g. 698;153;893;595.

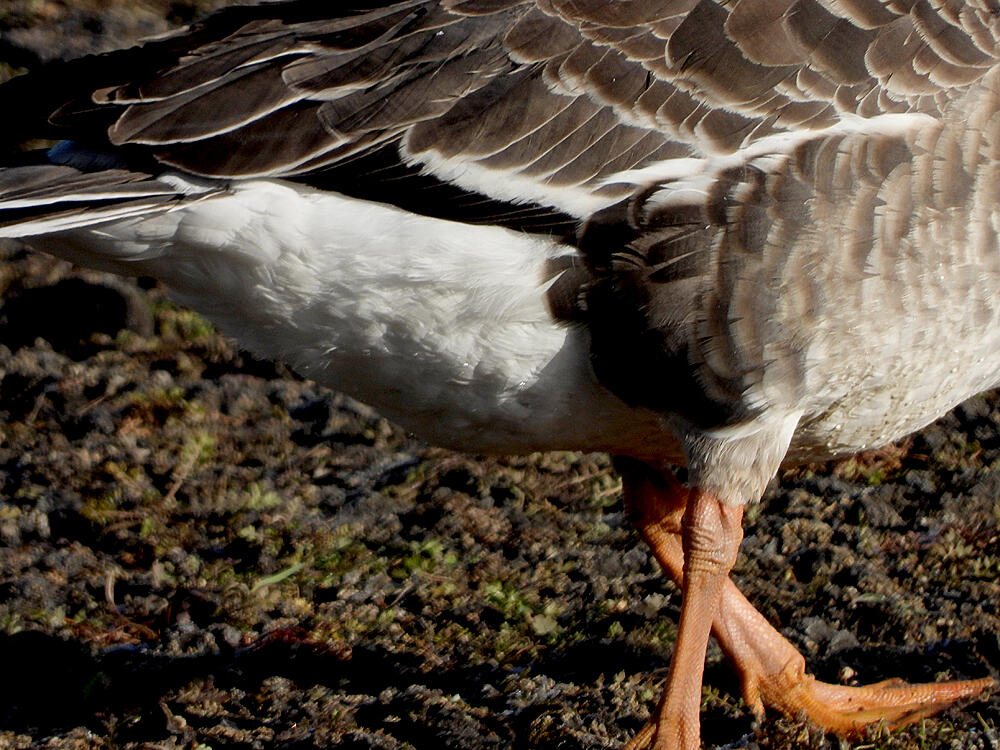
0;160;219;237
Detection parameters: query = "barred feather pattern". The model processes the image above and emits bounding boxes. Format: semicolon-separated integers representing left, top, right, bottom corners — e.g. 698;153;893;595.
30;1;1000;184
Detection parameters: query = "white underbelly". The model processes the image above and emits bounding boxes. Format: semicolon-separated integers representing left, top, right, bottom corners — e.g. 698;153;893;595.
43;180;680;459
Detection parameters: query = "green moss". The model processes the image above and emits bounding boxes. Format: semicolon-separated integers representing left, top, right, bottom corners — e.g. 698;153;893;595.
239;483;283;511
138;516;161;537
588;471;622;509
0;612;24;634
835;456;886;485
310;529;375;587
81;492;124;525
605;620;624;638
482;580;534;620
931;438;983;472
390;538;458;579
178;431;216;467
492;621;534;659
154;302;218;342
0;61;27;84
632;616;678;650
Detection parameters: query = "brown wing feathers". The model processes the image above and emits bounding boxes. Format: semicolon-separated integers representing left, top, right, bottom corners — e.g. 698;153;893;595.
4;1;1000;221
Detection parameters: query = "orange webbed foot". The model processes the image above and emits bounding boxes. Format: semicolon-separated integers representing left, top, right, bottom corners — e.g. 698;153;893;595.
758;665;994;735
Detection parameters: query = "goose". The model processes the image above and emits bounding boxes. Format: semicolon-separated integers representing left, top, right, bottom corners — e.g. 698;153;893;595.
2;0;999;747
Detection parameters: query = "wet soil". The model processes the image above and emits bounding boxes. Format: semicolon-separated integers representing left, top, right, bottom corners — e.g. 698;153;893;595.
2;4;1000;749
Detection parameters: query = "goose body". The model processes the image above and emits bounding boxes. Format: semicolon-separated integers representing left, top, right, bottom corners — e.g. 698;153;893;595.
3;0;1000;747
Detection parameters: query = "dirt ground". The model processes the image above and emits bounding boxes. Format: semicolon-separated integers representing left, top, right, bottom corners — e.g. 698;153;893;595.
2;3;1000;749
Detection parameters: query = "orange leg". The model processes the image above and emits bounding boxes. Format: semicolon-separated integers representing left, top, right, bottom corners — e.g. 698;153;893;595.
630;482;745;750
619;462;993;747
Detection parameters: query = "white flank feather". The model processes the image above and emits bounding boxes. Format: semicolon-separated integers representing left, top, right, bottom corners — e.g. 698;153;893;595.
26;180;678;458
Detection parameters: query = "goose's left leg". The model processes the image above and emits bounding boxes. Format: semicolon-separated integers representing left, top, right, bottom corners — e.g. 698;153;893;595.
626;472;745;750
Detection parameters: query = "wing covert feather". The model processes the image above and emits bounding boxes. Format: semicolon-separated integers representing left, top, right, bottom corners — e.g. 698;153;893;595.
8;0;1000;223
